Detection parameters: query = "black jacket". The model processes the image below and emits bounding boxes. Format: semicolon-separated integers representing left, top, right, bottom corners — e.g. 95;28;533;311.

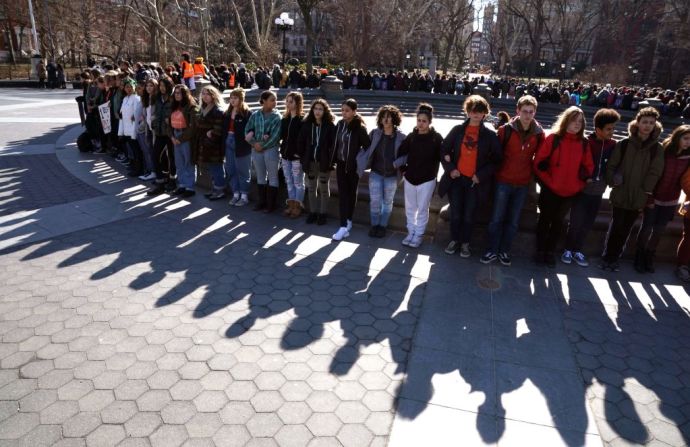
438;120;502;199
297;120;336;173
280;115;304;160
221;108;253;158
329;116;371;174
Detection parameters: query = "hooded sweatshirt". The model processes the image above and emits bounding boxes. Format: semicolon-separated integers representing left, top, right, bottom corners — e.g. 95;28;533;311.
582;133;617;196
495;117;545;186
605;120;665;210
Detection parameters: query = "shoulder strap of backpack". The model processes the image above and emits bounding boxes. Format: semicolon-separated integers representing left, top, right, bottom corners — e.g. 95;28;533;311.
500;124;512;148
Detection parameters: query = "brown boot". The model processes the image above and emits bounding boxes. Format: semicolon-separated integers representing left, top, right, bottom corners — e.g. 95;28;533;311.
283;199;294;216
290;201;303;218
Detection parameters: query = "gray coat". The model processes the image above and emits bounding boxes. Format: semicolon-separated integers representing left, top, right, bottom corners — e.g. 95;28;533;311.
356;127;406;178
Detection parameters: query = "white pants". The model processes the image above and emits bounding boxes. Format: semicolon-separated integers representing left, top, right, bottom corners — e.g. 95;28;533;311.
404;178;436;236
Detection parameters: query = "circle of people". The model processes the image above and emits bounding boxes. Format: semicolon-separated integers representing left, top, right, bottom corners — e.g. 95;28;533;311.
77;68;690;283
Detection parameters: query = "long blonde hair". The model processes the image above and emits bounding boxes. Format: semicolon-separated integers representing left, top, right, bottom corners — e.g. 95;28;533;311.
551;106;586;140
200;85;224;109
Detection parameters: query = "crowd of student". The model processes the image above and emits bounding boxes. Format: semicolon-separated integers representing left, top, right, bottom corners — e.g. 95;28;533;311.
76;57;690;281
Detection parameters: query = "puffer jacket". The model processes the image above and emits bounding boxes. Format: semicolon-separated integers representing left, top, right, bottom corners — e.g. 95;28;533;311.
606;120;665;210
356;127;406;178
533;132;594;198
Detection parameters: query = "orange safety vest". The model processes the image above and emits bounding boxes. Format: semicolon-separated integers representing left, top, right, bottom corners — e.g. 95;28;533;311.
229;74;235;88
181;61;194;79
193;63;206;77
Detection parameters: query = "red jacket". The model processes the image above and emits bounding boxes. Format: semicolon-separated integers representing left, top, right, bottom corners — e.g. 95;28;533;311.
495;117;545;186
533;132;594;197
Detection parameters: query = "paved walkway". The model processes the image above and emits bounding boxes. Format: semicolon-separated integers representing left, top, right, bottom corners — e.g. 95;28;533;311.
0;89;688;446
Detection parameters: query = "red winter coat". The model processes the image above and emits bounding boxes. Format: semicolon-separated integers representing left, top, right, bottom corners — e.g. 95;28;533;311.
533;132;594;197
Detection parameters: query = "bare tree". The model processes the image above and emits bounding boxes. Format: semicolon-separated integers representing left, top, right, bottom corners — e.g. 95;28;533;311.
434;0;475;73
541;0;601;68
503;0;548;77
230;0;282;66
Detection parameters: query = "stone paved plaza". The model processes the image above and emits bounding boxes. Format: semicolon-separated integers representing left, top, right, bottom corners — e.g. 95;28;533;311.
0;88;689;446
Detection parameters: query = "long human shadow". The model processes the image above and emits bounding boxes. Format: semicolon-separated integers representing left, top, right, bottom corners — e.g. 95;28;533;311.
558;272;690;445
394;260;594;446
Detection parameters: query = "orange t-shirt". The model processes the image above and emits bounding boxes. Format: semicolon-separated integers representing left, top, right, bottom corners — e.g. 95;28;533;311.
170;110;187;129
457;124;479;177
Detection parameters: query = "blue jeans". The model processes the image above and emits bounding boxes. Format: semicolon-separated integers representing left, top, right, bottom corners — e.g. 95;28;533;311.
487;182;529;254
224;134;251;194
136;131;154;173
173;129;195;190
252;146;279;187
369;172;398;227
282;159;305;203
207;163;225;192
448;176;478;243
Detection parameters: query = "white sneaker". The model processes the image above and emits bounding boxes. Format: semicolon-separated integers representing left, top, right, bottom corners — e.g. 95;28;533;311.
402;233;414;246
138;172;156;181
332;227;350;241
408;235;423;248
229;194;240;206
346;220;352;231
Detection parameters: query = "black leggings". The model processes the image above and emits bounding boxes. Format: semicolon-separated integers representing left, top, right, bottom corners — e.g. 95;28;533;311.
536;187;574;253
336;163;359;227
153;135;174;182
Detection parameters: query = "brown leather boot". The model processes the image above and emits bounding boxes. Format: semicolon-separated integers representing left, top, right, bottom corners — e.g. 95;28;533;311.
290;201;303;218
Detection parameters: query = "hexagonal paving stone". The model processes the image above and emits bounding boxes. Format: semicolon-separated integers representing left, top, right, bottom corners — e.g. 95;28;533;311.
39;400;79;424
362;390;394;412
18;389;57;412
85;424;126;447
62;412;101;437
281;363;312;381
178;362;210;380
17;424;62;447
58;380;93;401
334;381;367;401
101;400;138;424
275;424;314;447
79;389;115;412
219;402;255;425
147;370;180;390
335;401;371;424
213;425;251;447
93;370;127;390
246;413;282;437
365;411;394;436
306;390;340;412
136;390;172;412
306;412;343;437
0;379;37;400
225;381;258;401
185;412;222;438
114;380;150;401
277;401;312;424
161;401;197;425
254;371;287;391
125;412;162;437
0;412;39;439
250;390;285;412
194;390;229;412
280;381;313;402
337;424;374;447
199;371;232;391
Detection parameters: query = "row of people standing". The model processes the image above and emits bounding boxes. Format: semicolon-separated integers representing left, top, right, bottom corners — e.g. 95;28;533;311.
93;80;690;279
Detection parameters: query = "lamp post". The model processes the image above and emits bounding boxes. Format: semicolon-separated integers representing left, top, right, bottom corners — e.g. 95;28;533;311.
405;51;410;70
419;54;425;68
560;63;565;82
218;39;224;64
274;12;294;65
632;68;639;86
539;61;545;84
505;62;510;75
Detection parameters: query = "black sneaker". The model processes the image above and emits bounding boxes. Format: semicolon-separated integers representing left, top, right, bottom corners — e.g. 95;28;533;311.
480;252;497;264
375;226;386;238
181;190;196;198
545;252;556;269
368;226;378;238
498;252;512;266
306;213;318;224
173;187;186;196
317;214;327;225
147;184;165;196
533;251;545;265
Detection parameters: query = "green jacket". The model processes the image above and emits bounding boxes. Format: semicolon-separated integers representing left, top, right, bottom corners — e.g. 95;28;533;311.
606;120;664;210
151;95;172;137
245;108;282;150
